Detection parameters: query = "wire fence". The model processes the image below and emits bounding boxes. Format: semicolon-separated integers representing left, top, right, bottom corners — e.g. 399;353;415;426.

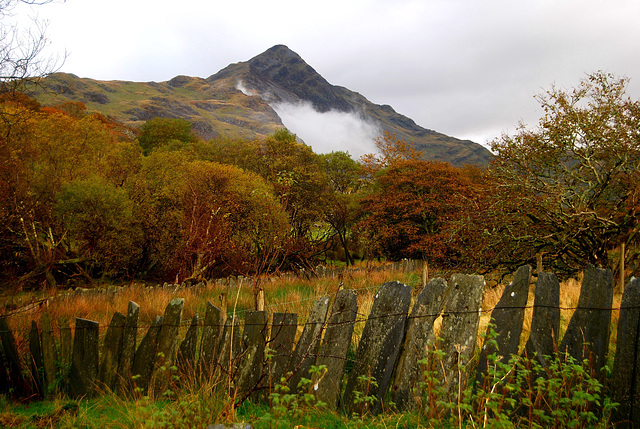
0;292;631;334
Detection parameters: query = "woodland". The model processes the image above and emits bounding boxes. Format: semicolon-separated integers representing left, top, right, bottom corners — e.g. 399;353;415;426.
1;71;639;291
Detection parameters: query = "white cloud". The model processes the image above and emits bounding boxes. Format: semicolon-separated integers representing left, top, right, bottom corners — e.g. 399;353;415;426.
235;80;255;96
9;0;640;147
272;102;381;158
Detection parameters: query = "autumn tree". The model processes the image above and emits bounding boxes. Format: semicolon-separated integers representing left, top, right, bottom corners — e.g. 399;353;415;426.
485;71;640;273
359;131;422;180
137;117;198;155
318;151;362;265
130;149;290;282
0;92;144;286
256;128;329;241
358;159;475;265
55;176;142;278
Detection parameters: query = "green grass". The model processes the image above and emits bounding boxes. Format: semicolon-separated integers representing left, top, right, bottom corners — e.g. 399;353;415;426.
0;394;133;429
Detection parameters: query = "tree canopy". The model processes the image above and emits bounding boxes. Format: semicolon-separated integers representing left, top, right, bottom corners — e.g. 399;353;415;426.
3;71;640;288
484;71;640;273
358;159;476;264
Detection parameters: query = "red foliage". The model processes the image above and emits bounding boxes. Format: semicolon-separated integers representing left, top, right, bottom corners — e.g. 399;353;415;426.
358;159;478;265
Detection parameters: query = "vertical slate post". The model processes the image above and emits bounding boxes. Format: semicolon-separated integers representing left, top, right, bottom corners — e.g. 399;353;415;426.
392;277;450;410
611;277;640;428
156;298;184;365
269;312;298;386
177;314;199;373
59;318;72;393
131;316;163;394
218;316;242;381
117;301;139;391
98;312;126;391
29;321;45;397
476;265;531;383
438;274;484;402
559;265;614;372
198;302;223;377
524;271;560;366
316;289;358;410
153;298;184;393
0;317;24;396
343;281;412;416
289;296;331;392
69;318;99;398
41;313;58;397
236;311;268;400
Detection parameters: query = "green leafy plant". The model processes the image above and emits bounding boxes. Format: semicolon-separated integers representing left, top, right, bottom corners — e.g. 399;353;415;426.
416;327;618;428
352;372;379;419
260;365;328;428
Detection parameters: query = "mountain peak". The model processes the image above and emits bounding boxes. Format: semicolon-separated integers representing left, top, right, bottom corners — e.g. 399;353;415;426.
253;44;300;60
240;45;352;113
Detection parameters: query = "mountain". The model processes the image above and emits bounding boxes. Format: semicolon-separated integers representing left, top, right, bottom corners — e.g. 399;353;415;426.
27;45;493;166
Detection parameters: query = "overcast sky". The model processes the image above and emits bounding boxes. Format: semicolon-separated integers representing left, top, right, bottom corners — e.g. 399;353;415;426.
10;0;640;150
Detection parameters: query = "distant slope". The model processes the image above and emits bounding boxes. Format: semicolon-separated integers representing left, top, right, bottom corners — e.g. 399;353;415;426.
28;45;493;166
28;72;283;141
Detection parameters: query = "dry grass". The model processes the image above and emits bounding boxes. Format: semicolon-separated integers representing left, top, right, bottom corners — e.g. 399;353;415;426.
1;264;625;372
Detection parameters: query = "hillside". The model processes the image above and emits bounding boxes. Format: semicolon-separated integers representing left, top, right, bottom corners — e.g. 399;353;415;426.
28;45;493;166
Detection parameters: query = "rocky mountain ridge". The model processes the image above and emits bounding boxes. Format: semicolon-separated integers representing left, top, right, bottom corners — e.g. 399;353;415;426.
28;45;493;166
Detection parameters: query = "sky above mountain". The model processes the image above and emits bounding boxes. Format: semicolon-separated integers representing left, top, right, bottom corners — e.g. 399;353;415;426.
10;0;640;148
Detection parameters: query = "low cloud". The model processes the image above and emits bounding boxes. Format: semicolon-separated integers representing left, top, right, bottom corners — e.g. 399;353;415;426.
271;101;381;158
235;80;255;96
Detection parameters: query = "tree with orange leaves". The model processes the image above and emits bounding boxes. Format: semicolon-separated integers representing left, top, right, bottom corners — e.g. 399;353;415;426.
359;132;422;180
357;159;475;265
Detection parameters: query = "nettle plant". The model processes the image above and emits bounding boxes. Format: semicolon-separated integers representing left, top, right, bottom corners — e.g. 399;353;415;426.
415;328;617;428
261;364;328;428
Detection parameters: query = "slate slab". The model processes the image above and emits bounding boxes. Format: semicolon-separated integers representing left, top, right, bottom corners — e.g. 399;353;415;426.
117;301;139;391
59;319;72;372
29;321;44;397
611;277;640;428
198;302;223;377
0;317;24;395
218;317;242;381
392;277;450;410
316;289;358;410
156;298;184;365
343;281;412;415
559;265;614;372
289;296;331;392
178;314;199;373
40;313;58;397
438;274;484;402
131;316;163;394
98;311;126;391
524;271;560;366
476;265;531;384
236;311;268;400
269;312;297;386
69;318;99;398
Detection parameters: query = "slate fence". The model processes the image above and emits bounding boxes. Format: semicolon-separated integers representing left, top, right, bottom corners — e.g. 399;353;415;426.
1;264;640;426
